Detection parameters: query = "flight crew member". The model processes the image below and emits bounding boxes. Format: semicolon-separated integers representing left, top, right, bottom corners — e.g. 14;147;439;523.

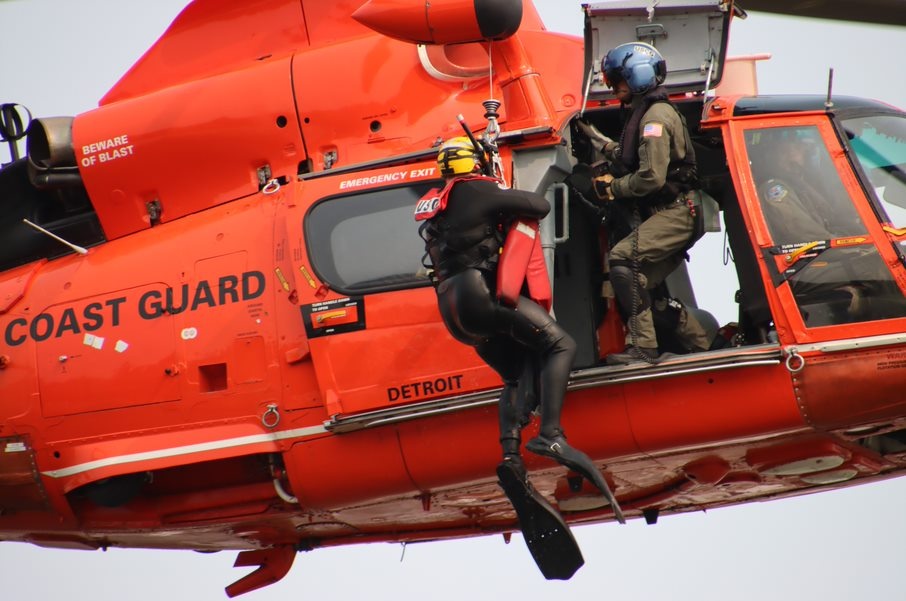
577;42;710;365
755;133;865;246
754;133;875;324
415;136;612;496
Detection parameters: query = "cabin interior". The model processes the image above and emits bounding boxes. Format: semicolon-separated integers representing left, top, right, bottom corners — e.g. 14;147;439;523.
537;96;769;368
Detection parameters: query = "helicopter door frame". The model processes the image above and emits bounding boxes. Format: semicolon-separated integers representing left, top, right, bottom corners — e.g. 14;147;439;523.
727;114;906;344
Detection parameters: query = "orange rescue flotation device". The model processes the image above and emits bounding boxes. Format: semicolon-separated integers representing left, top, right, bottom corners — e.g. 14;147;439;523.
497;219;552;312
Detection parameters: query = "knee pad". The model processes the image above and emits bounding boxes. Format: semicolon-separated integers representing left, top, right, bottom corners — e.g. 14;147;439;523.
609;263;650;316
609;263;634;290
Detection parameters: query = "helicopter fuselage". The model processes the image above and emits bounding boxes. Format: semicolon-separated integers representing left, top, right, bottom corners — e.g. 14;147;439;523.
2;0;906;596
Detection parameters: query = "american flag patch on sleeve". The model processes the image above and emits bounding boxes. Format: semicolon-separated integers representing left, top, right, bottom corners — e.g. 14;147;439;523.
642;122;663;137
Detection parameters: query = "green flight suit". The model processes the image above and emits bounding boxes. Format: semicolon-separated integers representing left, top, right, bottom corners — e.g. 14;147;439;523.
605;101;710;352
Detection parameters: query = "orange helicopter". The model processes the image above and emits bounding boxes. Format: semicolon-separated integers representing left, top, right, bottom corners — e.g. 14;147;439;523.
2;0;906;597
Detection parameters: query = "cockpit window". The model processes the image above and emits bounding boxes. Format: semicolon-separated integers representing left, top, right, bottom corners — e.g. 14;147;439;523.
841;114;906;227
744;125;906;328
305;181;440;294
745;125;866;246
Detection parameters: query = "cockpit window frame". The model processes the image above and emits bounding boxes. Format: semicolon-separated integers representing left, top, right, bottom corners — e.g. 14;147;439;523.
730;113;906;339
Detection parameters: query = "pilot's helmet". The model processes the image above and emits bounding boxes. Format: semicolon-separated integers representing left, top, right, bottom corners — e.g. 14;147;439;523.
437;136;482;177
602;42;667;95
759;129;815;171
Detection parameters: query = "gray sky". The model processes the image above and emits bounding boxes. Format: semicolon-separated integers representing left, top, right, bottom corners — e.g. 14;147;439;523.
3;1;906;600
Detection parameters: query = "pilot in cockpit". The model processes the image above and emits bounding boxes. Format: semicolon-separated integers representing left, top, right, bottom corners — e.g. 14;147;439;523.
750;129;882;325
753;131;866;246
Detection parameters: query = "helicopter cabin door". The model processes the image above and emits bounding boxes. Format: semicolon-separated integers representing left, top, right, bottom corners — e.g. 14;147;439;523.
296;163;499;419
731;115;906;344
583;0;733;101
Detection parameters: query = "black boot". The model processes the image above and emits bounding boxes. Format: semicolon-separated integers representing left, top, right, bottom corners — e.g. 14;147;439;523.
605;345;659;365
498;382;525;466
608;263;659;366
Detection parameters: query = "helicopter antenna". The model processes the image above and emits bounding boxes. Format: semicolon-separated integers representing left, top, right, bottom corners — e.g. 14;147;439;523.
22;219;89;255
825;68;834;110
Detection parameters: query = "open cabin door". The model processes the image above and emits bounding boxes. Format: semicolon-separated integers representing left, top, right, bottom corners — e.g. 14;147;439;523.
583;0;733;102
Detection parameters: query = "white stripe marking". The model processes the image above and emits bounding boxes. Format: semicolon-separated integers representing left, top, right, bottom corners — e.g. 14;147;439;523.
42;424;328;479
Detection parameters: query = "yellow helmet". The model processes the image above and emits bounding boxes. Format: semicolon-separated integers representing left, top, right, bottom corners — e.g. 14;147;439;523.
437;136;483;176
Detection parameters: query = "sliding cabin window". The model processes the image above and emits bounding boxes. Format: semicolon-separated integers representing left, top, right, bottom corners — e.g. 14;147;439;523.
744;125;906;328
305;180;441;294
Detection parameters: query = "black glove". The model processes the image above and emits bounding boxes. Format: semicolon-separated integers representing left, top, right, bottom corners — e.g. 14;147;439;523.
564;163;595;199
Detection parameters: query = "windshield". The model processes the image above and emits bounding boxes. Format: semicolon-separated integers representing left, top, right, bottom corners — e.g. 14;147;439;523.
745;125;866;246
744;124;906;328
840;114;906;226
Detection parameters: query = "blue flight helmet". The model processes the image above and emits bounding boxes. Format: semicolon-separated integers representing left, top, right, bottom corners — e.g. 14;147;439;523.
602;42;667;95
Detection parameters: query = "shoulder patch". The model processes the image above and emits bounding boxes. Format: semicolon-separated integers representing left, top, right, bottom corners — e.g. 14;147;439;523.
642;122;663;138
766;182;788;202
414;188;443;221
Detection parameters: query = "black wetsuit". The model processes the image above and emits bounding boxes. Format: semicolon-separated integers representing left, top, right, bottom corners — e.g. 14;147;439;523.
421;177;577;456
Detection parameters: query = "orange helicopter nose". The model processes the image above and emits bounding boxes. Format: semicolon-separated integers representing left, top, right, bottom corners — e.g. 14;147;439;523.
352;0;522;45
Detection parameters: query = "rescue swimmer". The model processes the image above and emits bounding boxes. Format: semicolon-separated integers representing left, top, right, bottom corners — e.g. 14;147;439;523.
415;136;624;569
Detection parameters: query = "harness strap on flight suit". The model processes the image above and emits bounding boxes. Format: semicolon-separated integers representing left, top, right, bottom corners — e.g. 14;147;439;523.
416;175;507;284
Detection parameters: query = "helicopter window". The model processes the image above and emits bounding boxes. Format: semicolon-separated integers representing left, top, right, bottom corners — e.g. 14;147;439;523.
305;181;441;294
841;114;906;226
744;125;866;247
744;125;906;327
780;245;906;327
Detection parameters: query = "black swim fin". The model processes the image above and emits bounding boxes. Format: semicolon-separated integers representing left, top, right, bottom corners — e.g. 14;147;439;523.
526;435;626;524
496;460;584;580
